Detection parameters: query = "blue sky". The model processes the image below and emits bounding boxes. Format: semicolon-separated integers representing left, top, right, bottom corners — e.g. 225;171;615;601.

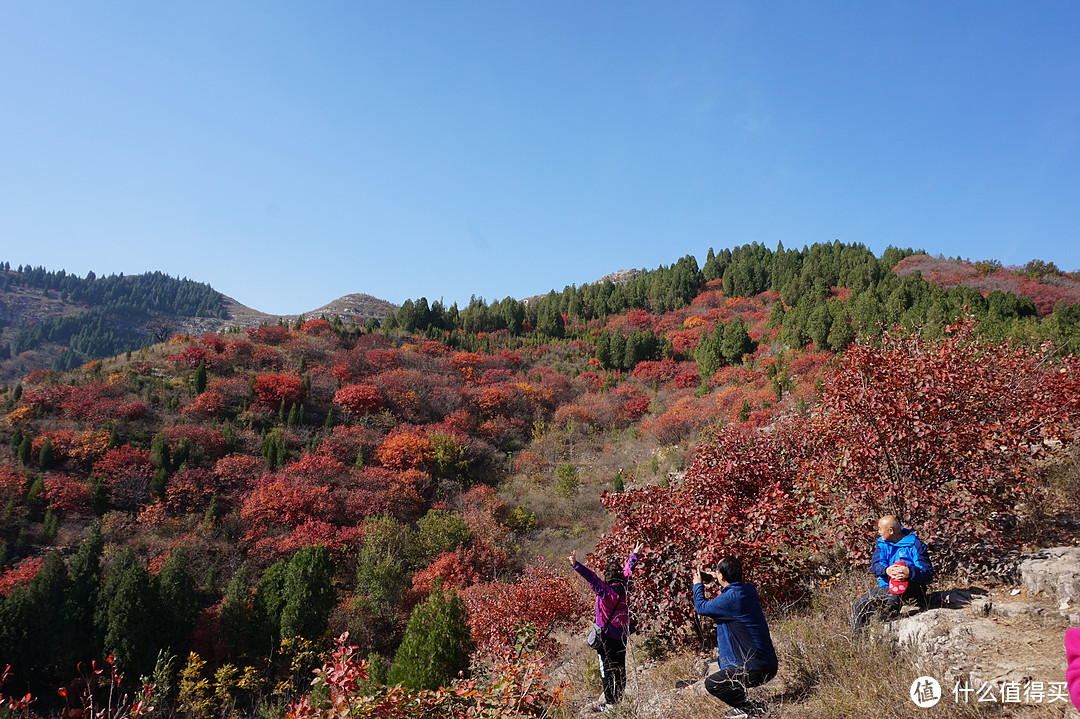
2;2;1078;315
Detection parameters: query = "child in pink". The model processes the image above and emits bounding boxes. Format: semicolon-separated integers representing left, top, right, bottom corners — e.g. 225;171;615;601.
1067;627;1079;712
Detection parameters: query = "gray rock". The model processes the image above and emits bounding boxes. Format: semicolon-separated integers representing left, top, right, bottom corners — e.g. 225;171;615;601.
1019;546;1080;613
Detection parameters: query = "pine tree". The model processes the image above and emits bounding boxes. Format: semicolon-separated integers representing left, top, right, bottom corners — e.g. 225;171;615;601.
253;560;289;653
66;523;104;658
280;544;336;643
387;588;473;690
193;361;207;394
220;563;254;660
155;548;199;656
38;437;54;469
96;549;157;679
720;317;753;365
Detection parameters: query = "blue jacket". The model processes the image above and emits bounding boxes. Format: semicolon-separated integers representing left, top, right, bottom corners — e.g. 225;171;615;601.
872;528;933;588
693;581;778;673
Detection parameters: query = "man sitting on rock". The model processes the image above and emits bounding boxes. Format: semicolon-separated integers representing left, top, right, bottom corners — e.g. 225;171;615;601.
851;514;934;634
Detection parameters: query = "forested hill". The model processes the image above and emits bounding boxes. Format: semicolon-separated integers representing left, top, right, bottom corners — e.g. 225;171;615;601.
387;242;1080;356
1;240;1079;717
0;264;229;378
0;265;395;383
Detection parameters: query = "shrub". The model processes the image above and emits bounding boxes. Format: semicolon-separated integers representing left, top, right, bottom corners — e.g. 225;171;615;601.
387;588;473;691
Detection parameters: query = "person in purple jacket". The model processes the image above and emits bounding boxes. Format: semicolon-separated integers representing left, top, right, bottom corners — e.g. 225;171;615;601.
569;541;643;711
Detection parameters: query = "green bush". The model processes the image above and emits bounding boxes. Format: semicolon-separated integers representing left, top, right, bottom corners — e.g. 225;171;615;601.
387;588;472;691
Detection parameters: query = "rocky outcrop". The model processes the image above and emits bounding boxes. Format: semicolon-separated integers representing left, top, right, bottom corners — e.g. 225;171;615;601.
889;547;1079;710
1021;547;1080;621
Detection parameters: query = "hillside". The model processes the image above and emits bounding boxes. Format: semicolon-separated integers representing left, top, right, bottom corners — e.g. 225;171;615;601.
0;242;1078;718
0;265;398;383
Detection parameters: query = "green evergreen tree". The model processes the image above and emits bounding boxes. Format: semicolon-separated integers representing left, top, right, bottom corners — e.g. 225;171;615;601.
220;563;254;659
387;588;473;690
38;437;54;469
595;331;611;369
280;544;337;643
807;303;833;349
17;436;31;465
694;327;722;383
766;300;785;330
155;548;199;655
193;361;207;394
96;549;158;679
719;317;753;365
609;331;627;371
66;523;104;658
826;305;856;351
253;560;289;653
0;551;72;690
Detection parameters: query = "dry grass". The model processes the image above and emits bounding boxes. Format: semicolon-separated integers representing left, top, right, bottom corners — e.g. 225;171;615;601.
544;571;1062;718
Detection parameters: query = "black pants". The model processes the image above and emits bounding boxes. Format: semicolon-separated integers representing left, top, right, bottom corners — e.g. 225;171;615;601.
851;584;928;634
704;665;777;710
597;634;627;704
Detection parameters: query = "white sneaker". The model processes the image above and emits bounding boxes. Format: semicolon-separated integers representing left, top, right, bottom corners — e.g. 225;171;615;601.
721;708;749;719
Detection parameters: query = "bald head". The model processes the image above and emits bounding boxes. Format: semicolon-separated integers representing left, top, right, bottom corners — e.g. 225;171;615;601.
877;515;903;542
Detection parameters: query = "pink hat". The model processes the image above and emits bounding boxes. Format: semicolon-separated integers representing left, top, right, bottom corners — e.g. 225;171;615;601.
1067;627;1080;712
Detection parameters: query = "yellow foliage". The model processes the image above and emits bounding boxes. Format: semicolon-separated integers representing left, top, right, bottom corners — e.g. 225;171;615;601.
5;406;34;426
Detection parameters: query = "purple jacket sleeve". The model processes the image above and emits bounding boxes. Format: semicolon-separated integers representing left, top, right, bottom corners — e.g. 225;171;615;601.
573;561;616;599
623;552;638;580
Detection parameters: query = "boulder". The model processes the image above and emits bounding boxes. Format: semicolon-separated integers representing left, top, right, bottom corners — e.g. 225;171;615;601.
1020;546;1080;613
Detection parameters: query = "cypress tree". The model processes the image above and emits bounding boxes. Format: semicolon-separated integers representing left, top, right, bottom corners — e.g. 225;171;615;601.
17;436;31;465
387;588;473;690
220;563;254;660
280;544;336;643
193;361;207;394
67;523;104;658
253;560;289;654
38;437;54;469
96;549;157;679
720;317;753;365
155;548;199;656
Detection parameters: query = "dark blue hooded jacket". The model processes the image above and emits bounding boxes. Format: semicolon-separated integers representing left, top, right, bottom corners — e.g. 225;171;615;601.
871;528;933;587
693;581;778;672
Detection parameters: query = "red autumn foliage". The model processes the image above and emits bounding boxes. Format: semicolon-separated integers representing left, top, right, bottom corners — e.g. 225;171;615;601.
182;390;224;419
279;453;348;485
116;400;149;421
0;558;45;597
167;345;212;369
44;475;94;516
462;562;583;661
0;465;27;506
164;467;216;513
808;320;1080;565
599;421;813;640
94;445;154;510
200;333;227;353
365;348;401;372
339;467;427;523
246;324;292;345
253;373;306;410
239;475;340;529
300;319;334;337
375;432;433;472
162;425;227;461
333;384;382;416
630;358;679;383
213;454;266;496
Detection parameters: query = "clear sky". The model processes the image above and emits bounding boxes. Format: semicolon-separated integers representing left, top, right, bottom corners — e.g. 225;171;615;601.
2;2;1078;315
